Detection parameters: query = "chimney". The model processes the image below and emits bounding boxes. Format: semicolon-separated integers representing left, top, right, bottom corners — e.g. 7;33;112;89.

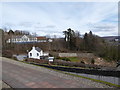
32;46;35;50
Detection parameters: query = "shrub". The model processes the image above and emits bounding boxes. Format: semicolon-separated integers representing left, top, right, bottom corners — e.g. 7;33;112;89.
12;57;18;60
81;61;85;64
2;50;13;58
55;57;61;59
62;57;70;61
91;58;95;64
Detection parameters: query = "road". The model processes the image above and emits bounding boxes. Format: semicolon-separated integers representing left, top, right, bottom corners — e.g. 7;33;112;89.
2;57;112;88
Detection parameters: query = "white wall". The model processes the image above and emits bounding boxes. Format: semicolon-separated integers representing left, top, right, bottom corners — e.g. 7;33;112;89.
28;49;40;59
40;50;43;56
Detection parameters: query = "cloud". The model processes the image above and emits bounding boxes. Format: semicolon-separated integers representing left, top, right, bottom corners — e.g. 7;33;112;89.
90;23;116;32
34;25;56;29
1;2;118;37
45;25;56;28
19;22;33;27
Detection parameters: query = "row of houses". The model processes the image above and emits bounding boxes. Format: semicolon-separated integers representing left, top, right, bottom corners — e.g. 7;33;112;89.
7;35;53;43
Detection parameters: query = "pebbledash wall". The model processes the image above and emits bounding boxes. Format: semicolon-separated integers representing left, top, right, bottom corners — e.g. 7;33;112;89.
58;53;94;58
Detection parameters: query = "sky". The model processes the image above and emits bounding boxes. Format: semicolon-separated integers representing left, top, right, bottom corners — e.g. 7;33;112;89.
0;2;118;37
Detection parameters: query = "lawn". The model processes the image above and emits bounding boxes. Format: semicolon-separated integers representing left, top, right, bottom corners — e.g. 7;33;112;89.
67;57;80;62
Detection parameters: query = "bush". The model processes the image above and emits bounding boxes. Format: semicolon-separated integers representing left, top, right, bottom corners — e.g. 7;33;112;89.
56;57;70;61
91;58;95;64
81;61;85;64
12;57;18;60
55;57;61;59
2;50;13;58
61;57;70;61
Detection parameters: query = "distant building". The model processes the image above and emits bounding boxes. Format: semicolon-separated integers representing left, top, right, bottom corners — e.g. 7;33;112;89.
6;35;52;43
102;36;120;42
28;46;49;59
101;36;120;46
37;36;47;42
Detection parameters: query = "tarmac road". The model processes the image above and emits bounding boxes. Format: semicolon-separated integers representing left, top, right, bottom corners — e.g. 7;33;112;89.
2;57;113;88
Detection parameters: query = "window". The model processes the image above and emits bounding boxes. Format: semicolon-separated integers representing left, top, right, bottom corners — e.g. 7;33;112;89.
37;53;39;56
30;53;32;56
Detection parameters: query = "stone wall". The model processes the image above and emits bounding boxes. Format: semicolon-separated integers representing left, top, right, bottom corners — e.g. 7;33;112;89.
58;53;94;58
59;53;77;57
77;53;94;58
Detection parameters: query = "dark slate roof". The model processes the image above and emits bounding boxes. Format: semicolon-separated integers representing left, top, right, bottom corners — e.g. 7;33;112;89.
35;47;42;52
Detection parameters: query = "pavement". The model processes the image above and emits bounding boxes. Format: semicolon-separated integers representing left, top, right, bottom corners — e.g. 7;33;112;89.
2;57;113;88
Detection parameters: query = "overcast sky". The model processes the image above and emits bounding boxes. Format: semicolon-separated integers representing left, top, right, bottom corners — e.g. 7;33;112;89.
0;2;118;37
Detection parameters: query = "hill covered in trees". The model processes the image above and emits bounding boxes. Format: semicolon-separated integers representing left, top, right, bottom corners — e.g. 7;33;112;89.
63;28;120;62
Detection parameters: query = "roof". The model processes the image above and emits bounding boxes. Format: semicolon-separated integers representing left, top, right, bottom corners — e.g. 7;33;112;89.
37;36;46;40
35;47;42;52
11;35;35;39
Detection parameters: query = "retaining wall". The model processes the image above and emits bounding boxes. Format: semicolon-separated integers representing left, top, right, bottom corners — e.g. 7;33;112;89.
58;53;94;58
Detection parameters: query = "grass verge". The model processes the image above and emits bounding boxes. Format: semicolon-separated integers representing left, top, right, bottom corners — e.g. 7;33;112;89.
23;61;120;88
62;72;120;88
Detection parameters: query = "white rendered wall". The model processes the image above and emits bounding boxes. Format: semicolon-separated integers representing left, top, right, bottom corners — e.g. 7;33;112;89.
28;48;40;59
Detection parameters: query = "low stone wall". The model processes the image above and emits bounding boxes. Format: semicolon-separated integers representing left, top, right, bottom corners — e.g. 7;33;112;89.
58;53;94;58
77;53;94;58
59;53;77;57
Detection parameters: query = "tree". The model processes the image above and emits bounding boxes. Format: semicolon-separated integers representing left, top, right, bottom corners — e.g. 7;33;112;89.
74;31;82;51
63;31;68;41
83;31;99;52
83;33;89;51
14;30;30;35
63;28;76;50
8;29;14;35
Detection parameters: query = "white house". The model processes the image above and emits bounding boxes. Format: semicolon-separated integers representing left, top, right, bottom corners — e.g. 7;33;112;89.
7;35;37;43
28;46;49;59
7;35;52;43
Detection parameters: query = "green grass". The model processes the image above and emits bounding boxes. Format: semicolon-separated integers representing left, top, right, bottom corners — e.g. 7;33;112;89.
58;57;80;62
68;57;80;62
